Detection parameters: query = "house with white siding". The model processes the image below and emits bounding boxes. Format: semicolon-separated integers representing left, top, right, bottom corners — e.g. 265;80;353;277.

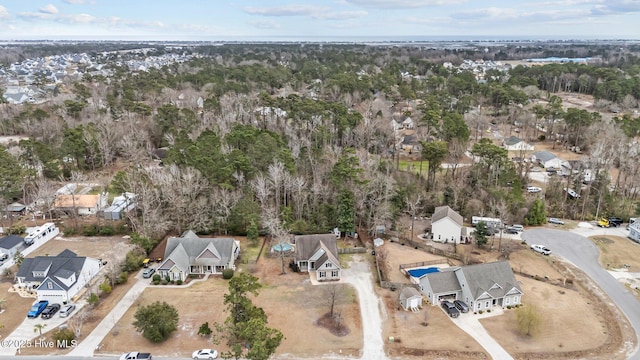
15;249;101;303
431;206;463;244
418;261;523;312
294;234;341;281
628;221;640;243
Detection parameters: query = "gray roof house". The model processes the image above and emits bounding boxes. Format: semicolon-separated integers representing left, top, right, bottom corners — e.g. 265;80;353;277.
503;136;534;152
431;206;464;244
532;151;567;170
418;261;523;312
0;234;25;258
15;249;101;303
399;287;423;312
294;234;342;282
158;230;240;282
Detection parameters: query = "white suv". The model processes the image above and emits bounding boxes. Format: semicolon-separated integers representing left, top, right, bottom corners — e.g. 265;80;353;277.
531;244;551;255
527;186;542;193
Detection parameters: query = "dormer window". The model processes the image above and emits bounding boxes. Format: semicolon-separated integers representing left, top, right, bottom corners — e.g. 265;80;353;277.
47;282;53;289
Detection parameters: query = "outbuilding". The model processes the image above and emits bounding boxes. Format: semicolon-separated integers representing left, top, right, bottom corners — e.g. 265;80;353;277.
399;287;423;311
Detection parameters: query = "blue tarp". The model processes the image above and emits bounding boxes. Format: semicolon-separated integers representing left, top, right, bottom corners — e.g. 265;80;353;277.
407;267;440;277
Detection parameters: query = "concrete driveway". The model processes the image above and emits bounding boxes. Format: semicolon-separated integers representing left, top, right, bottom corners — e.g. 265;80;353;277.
0;303;86;355
522;229;640;359
450;308;514;360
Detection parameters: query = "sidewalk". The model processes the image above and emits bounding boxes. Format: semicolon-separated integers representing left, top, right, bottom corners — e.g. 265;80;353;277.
68;279;148;356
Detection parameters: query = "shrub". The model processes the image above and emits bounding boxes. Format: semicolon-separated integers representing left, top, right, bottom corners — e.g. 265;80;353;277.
478;310;484;314
164;275;170;282
63;226;78;236
152;274;161;282
99;280;112;294
487;309;491;313
176;280;183;285
198;322;212;336
88;292;99;307
117;272;129;285
52;328;75;348
99;225;114;236
222;269;234;280
122;247;146;273
8;225;26;235
507;305;512;309
82;224;99;236
153;279;160;285
162;280;169;285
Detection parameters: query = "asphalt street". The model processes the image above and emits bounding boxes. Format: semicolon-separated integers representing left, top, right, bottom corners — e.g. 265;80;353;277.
522;228;640;360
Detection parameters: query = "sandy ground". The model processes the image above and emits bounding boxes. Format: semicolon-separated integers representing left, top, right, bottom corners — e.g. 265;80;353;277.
98;244;363;359
378;237;633;359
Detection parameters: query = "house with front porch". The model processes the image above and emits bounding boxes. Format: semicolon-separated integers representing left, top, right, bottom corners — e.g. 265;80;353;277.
157;230;240;282
418;261;522;312
294;234;341;281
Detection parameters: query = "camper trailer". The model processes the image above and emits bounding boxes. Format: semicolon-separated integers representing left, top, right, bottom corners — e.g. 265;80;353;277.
24;223;59;246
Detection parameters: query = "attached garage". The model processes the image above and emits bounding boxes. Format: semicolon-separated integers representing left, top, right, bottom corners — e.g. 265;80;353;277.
418;269;462;305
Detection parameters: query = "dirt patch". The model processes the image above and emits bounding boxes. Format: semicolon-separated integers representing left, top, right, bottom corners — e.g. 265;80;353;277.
98;241;363;359
0;282;33;339
315;312;350;337
28;235;132;260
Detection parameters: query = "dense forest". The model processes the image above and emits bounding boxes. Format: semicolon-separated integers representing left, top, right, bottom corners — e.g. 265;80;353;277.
1;41;640;243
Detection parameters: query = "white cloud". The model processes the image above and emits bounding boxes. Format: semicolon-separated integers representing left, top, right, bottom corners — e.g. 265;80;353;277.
39;4;59;15
452;7;590;23
243;4;330;17
0;5;9;19
344;0;466;9
314;10;368;20
247;19;281;29
64;0;88;4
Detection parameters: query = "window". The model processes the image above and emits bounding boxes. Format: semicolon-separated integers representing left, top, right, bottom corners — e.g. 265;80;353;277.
47;282;53;289
505;297;510;305
331;271;339;277
319;271;326;278
485;301;490;308
326;263;332;268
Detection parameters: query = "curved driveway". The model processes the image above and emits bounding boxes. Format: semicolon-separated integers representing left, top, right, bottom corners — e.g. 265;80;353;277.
522;229;640;360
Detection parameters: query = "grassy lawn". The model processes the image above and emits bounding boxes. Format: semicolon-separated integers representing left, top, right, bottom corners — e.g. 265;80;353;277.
590;235;640;270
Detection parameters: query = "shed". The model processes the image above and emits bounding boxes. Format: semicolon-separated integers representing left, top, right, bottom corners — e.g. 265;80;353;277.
399;287;422;311
373;238;384;247
0;234;25;258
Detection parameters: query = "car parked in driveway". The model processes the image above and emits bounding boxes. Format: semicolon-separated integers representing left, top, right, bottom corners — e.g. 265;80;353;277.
531;244;551;255
41;303;61;319
27;300;49;318
548;217;564;225
454;300;469;313
142;268;156;278
608;217;623;227
441;300;460;318
59;304;76;318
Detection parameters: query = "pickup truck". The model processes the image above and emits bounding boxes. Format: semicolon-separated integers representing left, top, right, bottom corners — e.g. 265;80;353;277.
120;352;152;360
27;300;49;318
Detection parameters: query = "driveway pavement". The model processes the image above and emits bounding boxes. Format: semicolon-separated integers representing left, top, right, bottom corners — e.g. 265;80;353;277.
450;308;514;360
342;257;387;360
522;228;640;359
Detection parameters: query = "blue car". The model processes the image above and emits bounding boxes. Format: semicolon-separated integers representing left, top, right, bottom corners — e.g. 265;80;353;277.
27;300;49;318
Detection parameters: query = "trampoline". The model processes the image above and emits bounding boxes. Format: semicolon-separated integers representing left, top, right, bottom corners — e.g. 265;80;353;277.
407;267;440;278
272;243;293;252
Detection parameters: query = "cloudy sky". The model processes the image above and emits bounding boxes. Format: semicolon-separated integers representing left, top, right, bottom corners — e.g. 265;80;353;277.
0;0;638;40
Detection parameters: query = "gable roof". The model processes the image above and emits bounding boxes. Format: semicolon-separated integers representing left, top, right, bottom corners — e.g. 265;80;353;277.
400;286;421;300
5;202;26;212
533;151;557;163
160;233;237;273
53;194;100;208
295;234;339;260
0;234;24;249
423;269;462;293
460;261;522;300
431;206;463;227
503;136;523;146
15;249;88;290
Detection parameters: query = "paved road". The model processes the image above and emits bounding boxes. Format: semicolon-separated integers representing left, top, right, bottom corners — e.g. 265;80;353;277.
522;228;640;360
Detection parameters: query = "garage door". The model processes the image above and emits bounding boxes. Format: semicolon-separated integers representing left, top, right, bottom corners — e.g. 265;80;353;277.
437;293;457;301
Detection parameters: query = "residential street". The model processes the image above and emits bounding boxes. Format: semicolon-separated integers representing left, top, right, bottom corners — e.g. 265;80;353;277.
522;228;640;360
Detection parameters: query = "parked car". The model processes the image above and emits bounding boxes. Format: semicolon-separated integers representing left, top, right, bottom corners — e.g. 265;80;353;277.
505;227;519;234
441;300;460;318
27;300;49;318
453;300;469;313
548;218;564;225
120;352;152;360
41;304;61;319
142;268;156;278
192;349;218;359
506;224;524;234
527;186;542;193
531;244;551;255
597;218;610;228
0;253;8;262
608;217;623;227
59;304;76;318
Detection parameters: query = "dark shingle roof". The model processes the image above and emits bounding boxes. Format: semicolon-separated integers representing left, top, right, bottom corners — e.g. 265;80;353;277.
160;233;237;272
503;136;523;146
460;261;522;300
423;269;462;293
0;235;24;250
294;234;341;270
15;249;87;290
533;151;557;163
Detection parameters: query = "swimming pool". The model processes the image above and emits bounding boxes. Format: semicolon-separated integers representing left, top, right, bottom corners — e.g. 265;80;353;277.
407;267;440;278
272;243;293;252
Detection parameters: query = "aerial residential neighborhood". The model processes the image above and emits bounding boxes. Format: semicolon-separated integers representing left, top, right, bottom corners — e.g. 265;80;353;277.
0;1;640;359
